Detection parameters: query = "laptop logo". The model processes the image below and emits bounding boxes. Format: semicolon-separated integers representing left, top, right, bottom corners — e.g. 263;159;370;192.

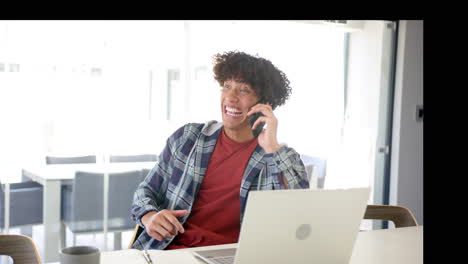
296;224;311;240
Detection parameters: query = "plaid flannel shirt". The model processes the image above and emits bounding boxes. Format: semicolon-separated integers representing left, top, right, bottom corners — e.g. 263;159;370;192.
130;120;309;249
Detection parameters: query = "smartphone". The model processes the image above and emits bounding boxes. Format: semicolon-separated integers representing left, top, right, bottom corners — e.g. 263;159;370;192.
249;111;265;137
249;100;266;138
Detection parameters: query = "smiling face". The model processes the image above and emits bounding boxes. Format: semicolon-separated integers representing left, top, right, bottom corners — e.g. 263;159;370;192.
221;79;260;136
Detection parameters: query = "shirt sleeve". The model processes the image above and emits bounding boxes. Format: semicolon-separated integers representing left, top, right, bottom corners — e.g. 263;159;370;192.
130;124;187;227
263;144;309;189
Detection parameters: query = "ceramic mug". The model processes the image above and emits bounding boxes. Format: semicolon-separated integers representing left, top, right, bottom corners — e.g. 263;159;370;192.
60;246;100;264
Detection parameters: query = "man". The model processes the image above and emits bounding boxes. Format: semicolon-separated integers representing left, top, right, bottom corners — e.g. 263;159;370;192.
131;51;309;250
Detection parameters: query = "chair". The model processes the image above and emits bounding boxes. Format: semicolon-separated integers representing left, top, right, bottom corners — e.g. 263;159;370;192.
61;170;143;249
127;224;144;249
0;181;43;235
300;154;327;188
0;234;42;264
45;155;97;165
363;204;418;228
109;154;158;163
44;155;97;248
108;170;144;249
18;155;96;230
61;171;104;242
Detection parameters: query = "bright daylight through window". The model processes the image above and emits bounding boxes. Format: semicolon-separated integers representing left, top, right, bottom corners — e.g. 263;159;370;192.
0;20;347;188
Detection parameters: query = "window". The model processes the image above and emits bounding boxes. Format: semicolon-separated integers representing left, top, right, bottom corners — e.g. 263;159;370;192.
0;20;346;185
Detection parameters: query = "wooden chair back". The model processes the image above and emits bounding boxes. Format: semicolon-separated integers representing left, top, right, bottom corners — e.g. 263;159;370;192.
0;234;41;264
364;204;418;228
128;224;144;249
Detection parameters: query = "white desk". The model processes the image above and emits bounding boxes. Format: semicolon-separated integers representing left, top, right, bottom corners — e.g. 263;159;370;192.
22;162;156;263
100;226;423;264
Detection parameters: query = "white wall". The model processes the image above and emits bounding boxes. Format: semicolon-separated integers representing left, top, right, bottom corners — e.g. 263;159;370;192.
389;20;424;224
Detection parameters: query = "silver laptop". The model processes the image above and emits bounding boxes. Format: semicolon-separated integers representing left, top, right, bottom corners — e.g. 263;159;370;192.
192;187;370;264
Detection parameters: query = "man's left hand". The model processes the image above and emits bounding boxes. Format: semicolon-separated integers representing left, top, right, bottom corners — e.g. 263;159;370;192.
247;103;281;154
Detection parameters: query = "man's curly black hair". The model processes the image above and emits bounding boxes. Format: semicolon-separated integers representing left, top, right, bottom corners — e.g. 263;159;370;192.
212;51;291;110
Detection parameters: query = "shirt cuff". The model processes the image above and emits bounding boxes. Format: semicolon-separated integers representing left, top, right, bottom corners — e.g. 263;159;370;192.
134;205;159;227
263;145;292;173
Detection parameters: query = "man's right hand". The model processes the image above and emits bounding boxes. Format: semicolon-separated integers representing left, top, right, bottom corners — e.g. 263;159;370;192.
141;209;188;241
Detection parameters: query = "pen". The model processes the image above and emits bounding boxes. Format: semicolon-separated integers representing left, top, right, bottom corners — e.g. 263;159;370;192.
144;248;154;264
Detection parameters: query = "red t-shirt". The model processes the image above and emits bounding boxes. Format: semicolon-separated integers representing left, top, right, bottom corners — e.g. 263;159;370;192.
166;129;258;249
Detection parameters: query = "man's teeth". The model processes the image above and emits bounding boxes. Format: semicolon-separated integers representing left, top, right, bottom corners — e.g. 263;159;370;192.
226;106;242;116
